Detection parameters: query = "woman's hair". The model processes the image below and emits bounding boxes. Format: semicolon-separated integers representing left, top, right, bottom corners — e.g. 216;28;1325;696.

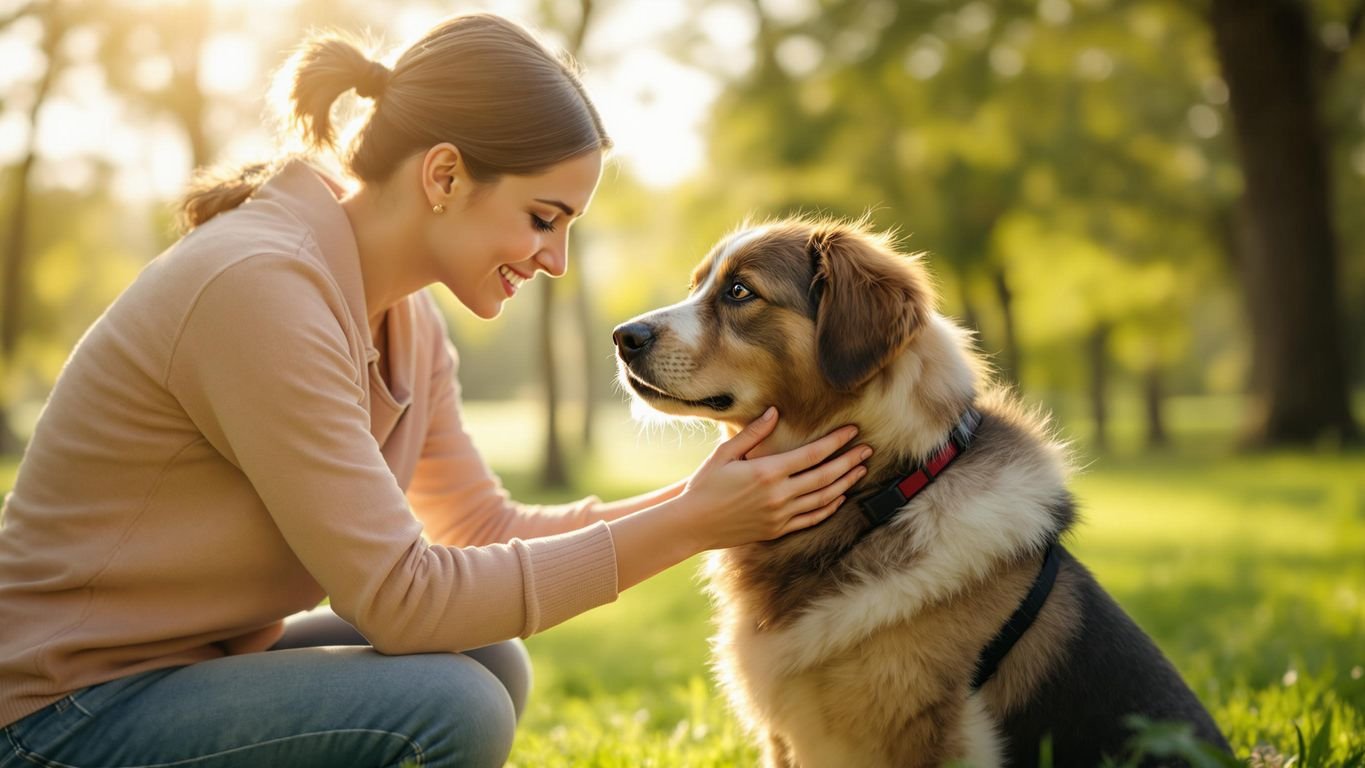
178;13;611;231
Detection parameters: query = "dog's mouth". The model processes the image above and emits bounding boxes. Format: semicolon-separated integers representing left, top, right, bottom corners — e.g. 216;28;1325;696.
625;369;735;412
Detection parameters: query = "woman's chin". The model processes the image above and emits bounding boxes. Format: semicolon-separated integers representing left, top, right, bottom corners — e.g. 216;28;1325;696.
459;296;503;320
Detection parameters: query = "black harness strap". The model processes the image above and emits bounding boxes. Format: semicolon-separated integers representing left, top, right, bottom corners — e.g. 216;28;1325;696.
970;543;1061;691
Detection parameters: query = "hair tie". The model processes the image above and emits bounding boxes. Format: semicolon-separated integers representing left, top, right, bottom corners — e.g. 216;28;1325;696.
355;59;392;100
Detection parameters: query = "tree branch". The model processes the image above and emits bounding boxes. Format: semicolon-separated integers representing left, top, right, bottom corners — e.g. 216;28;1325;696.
567;0;592;56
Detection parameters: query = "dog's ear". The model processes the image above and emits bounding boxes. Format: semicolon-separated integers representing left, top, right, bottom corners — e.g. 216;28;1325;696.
810;224;932;393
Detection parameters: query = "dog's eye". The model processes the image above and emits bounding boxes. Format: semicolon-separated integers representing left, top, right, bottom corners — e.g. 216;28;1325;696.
726;282;755;302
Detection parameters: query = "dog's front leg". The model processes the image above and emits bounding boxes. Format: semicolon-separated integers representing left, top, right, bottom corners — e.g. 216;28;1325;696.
883;693;1003;768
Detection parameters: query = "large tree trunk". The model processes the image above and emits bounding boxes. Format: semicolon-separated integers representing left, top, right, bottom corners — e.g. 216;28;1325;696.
0;2;67;455
1210;0;1357;445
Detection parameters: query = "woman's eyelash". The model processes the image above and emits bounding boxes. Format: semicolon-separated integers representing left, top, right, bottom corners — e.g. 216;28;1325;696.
531;214;557;232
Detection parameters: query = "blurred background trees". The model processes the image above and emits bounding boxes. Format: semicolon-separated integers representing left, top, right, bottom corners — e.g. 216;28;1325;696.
0;0;1361;475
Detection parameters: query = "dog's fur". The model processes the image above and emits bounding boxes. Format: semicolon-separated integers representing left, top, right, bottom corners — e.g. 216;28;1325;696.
613;217;1230;767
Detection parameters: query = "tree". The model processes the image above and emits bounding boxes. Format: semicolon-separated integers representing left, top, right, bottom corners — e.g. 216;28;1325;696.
1209;0;1359;445
535;0;597;488
1;0;69;455
692;0;1229;445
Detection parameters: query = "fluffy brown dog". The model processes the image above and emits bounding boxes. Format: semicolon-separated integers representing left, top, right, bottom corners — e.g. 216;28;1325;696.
611;217;1229;767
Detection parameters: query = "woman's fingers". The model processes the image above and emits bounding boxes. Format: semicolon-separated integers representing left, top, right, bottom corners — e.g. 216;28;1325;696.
789;442;872;497
778;494;846;537
713;407;779;462
761;424;860;475
788;463;866;517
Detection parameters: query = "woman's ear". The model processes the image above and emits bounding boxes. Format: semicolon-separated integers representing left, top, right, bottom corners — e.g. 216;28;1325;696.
809;224;933;393
421;142;465;203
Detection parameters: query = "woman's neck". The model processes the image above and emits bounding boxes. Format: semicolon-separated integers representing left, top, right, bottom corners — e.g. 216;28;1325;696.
340;168;431;344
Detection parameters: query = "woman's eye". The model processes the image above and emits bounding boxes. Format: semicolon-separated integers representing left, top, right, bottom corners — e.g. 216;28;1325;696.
531;214;557;233
727;282;754;301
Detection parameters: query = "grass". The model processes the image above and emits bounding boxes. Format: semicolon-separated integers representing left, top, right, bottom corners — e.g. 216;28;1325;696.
461;397;1365;767
3;394;1363;765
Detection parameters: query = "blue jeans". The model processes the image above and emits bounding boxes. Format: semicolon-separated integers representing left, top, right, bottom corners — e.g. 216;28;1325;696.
1;607;530;767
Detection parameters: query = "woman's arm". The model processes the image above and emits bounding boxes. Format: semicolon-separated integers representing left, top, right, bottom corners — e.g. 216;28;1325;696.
585;479;688;523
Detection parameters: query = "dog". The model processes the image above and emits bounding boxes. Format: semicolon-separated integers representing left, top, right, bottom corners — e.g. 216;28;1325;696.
611;217;1230;767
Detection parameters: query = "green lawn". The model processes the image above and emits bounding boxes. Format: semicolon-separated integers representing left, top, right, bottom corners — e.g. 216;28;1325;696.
2;396;1362;765
462;398;1365;767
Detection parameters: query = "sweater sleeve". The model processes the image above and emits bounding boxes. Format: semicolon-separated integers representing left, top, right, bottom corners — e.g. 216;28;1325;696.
164;254;618;653
406;326;605;547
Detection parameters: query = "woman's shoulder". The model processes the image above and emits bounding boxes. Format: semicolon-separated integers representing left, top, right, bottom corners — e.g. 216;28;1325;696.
151;198;319;280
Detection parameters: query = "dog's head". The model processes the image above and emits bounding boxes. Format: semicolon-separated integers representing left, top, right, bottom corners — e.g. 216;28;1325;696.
613;217;938;437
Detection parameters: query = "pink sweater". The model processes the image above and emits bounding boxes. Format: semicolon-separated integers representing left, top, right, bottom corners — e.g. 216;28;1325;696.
0;160;619;727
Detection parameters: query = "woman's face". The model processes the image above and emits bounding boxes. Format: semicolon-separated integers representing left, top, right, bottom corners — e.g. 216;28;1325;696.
430;151;603;319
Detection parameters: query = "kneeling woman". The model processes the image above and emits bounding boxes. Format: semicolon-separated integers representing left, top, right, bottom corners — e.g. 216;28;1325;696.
0;12;870;768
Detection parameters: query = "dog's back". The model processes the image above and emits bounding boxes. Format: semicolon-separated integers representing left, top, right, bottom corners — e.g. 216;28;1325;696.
996;549;1230;766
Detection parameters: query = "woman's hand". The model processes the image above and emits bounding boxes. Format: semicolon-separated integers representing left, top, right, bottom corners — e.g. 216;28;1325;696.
605;408;870;592
677;407;871;550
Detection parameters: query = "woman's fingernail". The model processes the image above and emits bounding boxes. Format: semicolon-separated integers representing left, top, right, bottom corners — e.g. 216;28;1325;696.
861;447;873;460
762;407;776;422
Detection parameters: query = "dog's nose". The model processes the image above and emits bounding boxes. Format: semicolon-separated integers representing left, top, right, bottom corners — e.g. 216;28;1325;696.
612;322;655;363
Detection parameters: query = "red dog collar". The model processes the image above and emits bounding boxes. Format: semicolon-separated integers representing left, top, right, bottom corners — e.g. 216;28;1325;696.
858;406;983;528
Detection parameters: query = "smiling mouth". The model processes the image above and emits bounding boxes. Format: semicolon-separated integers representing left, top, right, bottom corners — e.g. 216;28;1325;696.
498;265;529;297
625;369;734;411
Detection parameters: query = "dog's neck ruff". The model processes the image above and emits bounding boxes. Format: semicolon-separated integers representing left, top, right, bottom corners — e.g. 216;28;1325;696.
853;404;1060;692
858;406;983;528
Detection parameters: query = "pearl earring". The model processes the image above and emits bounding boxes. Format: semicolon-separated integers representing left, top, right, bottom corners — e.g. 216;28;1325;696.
432;203;446;214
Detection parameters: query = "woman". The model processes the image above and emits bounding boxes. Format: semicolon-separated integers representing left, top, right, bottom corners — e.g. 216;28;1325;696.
0;12;870;768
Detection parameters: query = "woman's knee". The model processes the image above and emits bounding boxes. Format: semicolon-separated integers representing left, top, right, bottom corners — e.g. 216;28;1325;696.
401;653;517;768
462;639;532;721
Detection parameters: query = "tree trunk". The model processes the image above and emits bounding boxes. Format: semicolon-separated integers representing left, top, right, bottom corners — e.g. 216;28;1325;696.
538;279;567;488
0;2;66;455
535;0;594;486
1209;0;1357;445
956;274;983;351
571;262;595;450
1088;324;1110;453
990;266;1020;387
1144;364;1169;450
168;8;210;169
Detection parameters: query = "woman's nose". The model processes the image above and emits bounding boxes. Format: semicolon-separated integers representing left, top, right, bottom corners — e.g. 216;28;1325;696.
535;241;568;278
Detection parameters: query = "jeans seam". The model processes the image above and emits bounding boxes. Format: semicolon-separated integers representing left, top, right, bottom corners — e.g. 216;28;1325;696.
6;727;64;768
5;727;425;768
